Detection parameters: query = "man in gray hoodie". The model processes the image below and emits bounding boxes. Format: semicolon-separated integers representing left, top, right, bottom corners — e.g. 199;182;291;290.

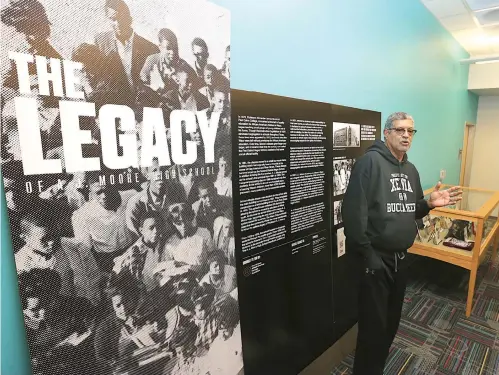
342;112;462;374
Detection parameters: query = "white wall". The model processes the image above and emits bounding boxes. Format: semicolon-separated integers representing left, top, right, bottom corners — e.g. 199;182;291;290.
468;96;499;217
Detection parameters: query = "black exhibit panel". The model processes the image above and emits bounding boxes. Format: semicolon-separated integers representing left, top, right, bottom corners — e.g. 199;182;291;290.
231;90;335;375
230;89;382;375
330;105;381;342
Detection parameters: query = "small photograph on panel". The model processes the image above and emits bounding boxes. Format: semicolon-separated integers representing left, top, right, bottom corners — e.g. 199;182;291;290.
333;158;355;196
333;159;354;196
334;200;343;225
333;122;361;148
333;159;346;196
337;227;346;258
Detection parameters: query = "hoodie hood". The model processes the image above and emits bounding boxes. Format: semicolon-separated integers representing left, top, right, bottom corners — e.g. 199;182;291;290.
366;139;408;166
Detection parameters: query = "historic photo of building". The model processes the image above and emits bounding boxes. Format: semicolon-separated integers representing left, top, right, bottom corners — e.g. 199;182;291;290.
333;122;360;148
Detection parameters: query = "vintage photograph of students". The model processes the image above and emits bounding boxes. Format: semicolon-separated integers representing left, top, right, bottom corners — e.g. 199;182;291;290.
1;1;241;374
332;158;355;196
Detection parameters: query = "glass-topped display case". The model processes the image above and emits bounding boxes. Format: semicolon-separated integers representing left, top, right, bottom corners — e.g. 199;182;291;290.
409;185;499;317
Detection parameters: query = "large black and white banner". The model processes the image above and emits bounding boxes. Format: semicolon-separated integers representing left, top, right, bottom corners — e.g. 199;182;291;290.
1;1;242;374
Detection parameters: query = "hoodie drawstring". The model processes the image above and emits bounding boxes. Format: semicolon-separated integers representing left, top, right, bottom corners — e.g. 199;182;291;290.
394;160;407;273
395;251;405;273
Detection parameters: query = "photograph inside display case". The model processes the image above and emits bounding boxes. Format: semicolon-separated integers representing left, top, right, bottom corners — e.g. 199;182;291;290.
416;215;476;251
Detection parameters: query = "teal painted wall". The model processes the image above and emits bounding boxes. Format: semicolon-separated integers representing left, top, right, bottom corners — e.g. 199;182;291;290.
212;0;478;189
0;0;478;373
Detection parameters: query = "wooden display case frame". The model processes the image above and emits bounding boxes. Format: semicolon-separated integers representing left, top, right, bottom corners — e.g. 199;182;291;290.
408;185;499;317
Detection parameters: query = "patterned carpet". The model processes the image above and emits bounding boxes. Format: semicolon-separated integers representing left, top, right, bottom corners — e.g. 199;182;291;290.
331;219;499;375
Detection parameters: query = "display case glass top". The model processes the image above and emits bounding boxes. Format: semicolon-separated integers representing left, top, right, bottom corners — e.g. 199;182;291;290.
423;185;499;218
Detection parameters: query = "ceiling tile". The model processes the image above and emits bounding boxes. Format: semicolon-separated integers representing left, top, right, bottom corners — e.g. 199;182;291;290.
423;0;469;17
439;13;478;30
464;0;499;11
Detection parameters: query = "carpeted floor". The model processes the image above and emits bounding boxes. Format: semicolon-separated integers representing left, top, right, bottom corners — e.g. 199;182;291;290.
331;220;499;375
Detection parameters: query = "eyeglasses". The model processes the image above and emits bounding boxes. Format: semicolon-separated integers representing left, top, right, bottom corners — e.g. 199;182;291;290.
390;127;417;136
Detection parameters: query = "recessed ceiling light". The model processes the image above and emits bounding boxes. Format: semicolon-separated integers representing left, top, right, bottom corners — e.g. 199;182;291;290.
475;33;495;44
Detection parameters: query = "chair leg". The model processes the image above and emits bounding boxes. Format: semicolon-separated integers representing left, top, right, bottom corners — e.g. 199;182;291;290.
466;265;478;318
492;233;499;263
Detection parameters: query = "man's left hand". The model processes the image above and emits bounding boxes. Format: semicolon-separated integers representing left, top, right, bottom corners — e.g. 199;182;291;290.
428;181;463;208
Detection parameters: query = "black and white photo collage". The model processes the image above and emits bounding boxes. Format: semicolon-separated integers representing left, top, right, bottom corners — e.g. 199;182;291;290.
1;0;242;374
331;121;360;258
332;156;354;257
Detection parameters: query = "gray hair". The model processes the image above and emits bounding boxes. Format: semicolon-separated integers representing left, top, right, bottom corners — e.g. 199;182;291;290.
385;112;414;129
